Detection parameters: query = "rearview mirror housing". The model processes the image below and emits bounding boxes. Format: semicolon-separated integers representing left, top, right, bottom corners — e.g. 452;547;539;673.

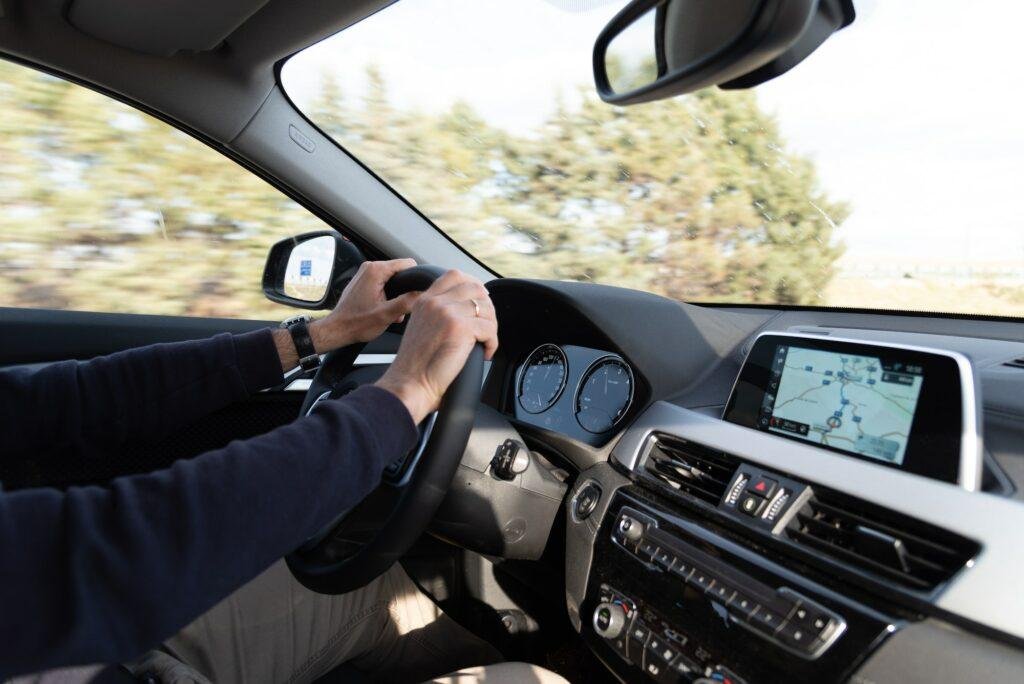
262;231;365;310
594;0;854;105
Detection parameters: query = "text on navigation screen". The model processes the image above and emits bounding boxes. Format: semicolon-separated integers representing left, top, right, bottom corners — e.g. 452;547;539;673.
761;345;924;465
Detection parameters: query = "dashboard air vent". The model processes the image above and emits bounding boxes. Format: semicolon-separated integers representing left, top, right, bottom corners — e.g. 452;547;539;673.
785;490;979;592
1003;357;1024;369
642;435;738;506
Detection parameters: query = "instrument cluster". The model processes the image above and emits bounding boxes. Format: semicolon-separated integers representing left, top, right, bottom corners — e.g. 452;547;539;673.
512;343;635;445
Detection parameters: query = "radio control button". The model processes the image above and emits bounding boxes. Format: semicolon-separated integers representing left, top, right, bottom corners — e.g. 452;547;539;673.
671;558;694;581
777;620;815;652
706;582;737;604
618;515;644;543
790;603;835;639
749;606;785;634
689;570;716;591
653;547;676;569
637;540;659;562
730;594;759;619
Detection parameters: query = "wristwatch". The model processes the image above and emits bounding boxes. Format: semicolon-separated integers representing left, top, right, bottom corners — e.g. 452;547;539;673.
280;314;321;371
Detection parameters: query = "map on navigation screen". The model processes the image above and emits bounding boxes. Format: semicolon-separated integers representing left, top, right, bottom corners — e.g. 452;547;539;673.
762;345;924;465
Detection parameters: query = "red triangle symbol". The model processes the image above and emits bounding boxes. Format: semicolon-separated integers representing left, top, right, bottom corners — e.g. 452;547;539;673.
755;482;766;492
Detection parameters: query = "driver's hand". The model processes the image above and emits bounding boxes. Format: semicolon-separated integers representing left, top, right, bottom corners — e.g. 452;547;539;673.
310;258;420;352
375;270;497;423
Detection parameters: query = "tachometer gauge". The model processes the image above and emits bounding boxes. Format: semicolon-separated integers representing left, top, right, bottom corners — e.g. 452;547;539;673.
517;344;568;414
576;357;634;433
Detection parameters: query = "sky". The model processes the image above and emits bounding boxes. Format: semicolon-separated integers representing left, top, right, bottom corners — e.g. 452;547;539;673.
283;0;1024;266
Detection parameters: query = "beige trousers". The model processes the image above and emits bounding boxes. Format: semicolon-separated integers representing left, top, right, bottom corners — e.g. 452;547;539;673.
130;560;502;684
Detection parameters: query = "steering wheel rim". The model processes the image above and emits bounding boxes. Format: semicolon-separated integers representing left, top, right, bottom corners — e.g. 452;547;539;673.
286;265;484;594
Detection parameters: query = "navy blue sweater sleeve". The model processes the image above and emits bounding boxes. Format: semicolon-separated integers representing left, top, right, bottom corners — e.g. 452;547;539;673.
0;330;284;459
0;383;418;679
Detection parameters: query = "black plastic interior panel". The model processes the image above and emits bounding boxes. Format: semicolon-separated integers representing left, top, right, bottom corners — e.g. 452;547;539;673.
67;0;270;56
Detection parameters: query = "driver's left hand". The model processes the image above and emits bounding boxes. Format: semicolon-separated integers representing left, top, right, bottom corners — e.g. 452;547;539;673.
309;258;420;353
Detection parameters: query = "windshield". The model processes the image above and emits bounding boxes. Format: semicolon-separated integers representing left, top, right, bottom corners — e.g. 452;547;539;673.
283;0;1024;317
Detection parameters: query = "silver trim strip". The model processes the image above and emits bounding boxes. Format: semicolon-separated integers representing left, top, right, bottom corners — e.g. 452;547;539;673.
390;411;438;487
283;354;397;391
610;401;1024;639
722;331;982;491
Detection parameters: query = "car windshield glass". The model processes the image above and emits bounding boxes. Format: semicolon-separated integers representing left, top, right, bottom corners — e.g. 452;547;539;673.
282;0;1024;317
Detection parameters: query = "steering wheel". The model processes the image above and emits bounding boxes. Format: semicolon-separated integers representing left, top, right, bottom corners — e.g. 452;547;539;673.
286;265;483;594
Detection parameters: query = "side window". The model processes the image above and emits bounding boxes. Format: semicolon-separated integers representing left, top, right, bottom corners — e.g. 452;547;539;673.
0;59;329;319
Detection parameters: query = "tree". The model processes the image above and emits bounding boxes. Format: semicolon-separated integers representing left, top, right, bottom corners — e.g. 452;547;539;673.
0;56;847;318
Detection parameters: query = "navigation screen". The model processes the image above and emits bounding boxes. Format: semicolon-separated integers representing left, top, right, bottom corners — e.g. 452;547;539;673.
760;345;925;465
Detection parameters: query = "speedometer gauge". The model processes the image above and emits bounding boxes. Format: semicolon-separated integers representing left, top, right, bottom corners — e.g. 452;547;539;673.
517;344;568;414
576;357;634;433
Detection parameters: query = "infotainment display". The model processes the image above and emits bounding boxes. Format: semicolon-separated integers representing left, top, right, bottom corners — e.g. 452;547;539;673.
724;333;980;488
765;345;923;466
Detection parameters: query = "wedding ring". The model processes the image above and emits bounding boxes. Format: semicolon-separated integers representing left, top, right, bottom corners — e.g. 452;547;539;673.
471;298;481;317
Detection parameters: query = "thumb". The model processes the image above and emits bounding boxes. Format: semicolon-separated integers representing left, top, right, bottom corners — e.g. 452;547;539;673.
385;291;421;318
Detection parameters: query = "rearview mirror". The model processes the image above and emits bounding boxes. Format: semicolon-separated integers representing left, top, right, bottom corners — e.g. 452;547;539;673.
594;0;854;105
262;231;365;309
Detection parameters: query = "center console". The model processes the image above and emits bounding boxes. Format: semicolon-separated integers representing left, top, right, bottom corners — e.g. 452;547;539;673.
569;424;979;682
581;484;893;683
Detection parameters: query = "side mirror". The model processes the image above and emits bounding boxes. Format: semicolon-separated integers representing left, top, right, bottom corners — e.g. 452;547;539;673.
262;231;365;309
593;0;854;106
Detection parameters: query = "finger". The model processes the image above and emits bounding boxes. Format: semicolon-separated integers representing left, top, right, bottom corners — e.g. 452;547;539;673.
436;281;490;308
428;269;475;295
384;291;421;317
471;316;500;360
372;258;418;280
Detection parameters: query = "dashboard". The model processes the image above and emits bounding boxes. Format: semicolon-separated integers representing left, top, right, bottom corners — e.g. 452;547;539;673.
477;277;1024;683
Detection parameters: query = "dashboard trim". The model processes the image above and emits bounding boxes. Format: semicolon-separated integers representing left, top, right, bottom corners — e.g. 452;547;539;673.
724;331;983;491
610;401;1024;641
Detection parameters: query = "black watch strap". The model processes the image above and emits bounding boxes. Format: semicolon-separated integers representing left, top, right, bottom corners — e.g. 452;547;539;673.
282;317;320;371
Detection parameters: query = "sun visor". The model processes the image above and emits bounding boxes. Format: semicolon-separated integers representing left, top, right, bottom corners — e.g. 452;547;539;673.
66;0;270;57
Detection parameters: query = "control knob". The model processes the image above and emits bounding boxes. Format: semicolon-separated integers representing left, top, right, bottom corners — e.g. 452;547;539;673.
592;602;627;639
618;515;644;543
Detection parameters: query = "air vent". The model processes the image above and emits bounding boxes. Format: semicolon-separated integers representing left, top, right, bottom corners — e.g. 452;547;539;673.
642;435;738;506
785;490;979;592
1003;357;1024;369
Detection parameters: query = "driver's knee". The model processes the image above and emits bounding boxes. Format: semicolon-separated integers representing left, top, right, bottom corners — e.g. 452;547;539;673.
161;560;397;683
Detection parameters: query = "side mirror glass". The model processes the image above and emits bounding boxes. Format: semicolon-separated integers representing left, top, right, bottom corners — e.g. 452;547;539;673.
595;0;853;106
262;231;365;309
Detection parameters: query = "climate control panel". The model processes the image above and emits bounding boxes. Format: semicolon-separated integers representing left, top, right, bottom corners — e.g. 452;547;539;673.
595;584;745;683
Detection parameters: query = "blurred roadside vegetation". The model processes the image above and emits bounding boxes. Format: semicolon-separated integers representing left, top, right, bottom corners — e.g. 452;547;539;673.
302;66;848;307
0;60;320;319
2;57;848;319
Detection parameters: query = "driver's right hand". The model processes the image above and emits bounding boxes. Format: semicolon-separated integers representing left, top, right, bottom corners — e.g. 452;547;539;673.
375;270;497;423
